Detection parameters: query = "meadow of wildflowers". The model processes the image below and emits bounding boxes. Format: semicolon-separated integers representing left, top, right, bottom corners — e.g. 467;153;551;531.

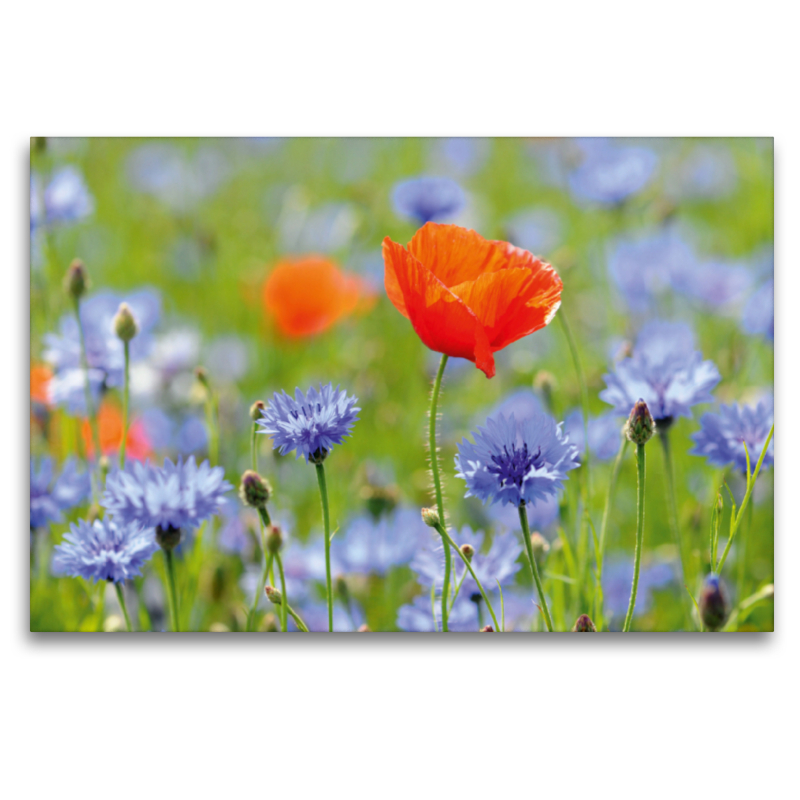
29;136;774;633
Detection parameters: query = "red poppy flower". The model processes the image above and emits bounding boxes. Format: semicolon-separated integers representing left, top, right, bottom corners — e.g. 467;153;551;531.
82;403;152;461
382;223;563;378
263;256;375;338
30;364;53;406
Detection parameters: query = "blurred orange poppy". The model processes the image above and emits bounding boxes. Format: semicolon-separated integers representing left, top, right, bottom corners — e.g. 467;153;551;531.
263;256;374;338
30;364;53;406
383;223;563;378
82;403;152;461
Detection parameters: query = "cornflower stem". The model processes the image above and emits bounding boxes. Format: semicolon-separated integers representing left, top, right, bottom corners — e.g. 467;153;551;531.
275;551;288;633
623;444;646;632
114;582;133;632
595;435;628;626
205;393;220;465
429;353;451;631
163;549;180;633
72;297;102;499
251;422;258;472
558;310;592;500
716;425;774;574
118;340;130;469
286;604;310;633
518;504;554;632
737;500;754;602
248;552;274;632
436;524;500;632
315;462;334;633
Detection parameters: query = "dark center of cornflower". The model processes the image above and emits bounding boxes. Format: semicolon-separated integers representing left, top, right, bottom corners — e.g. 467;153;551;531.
487;443;541;490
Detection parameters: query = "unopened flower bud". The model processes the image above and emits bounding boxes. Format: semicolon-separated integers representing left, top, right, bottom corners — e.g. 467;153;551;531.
113;302;139;342
64;258;89;300
571;614;597;632
421;507;440;528
360;484;400;520
624;399;655;446
699;574;728;632
357;624;372;633
249;400;265;422
239;470;271;510
530;532;550;562
155;524;182;552
265;585;282;606
480;625;495;632
265;524;283;554
460;543;475;562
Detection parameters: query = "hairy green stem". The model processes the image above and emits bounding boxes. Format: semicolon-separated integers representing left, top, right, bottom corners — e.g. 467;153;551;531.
114;582;133;632
315;462;334;632
119;340;130;469
248;552;273;632
251;422;258;472
286;604;310;633
429;354;450;631
519;504;554;631
623;444;646;632
163;549;180;632
275;551;288;633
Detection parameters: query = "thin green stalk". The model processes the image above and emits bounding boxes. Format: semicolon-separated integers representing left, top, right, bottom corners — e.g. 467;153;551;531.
205;394;219;465
119;340;130;469
114;582;133;632
437;524;500;631
286;604;310;633
251;422;258;472
163;549;180;633
558;310;592;500
73;297;102;498
248;552;273;632
315;462;334;632
623;444;646;632
519;504;554;631
737;500;754;602
275;551;288;633
429;353;451;631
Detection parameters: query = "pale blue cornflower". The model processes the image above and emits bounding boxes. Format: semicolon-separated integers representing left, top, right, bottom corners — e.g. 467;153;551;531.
741;278;774;342
52;517;158;584
31;166;94;232
101;456;232;532
600;321;720;423
397;592;479;632
603;557;676;626
455;409;580;509
257;384;359;463
691;395;774;474
665;144;737;200
30;456;91;529
505;208;562;257
391;176;466;224
563;410;623;463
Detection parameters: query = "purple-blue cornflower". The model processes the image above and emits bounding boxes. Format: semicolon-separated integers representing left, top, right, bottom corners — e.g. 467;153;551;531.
505;208;562;257
300;599;366;633
455;408;580;508
666;144;737;200
741;278;774;342
338;508;433;576
671;258;753;309
568;138;658;206
691;395;774;474
31;166;94;231
257;384;359;463
397;592;478;633
489;492;561;533
603;557;675;626
44;289;161;415
101;456;232;532
52;517;158;584
600;321;720;423
30;456;91;529
563;410;623;462
391;176;466;224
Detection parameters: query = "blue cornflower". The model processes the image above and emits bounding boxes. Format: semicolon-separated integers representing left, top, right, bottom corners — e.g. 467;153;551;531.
567;139;658;206
52;517;158;584
741;278;774;342
600;321;720;423
505;208;562;257
101;456;232;533
338;508;433;576
455;409;580;508
43;289;161;415
563;410;623;463
257;384;359;463
603;557;675;625
31;166;94;231
671;258;753;309
30;457;91;529
666;144;737;200
397;592;479;632
691;396;774;474
391;176;466;224
489;492;561;533
300;599;366;633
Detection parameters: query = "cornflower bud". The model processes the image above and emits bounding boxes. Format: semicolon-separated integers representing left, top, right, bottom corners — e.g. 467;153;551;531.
571;614;597;632
460;543;475;562
699;574;728;632
113;302;139;342
624;399;655;446
421;507;440;528
239;470;272;510
480;625;495;632
249;400;266;422
265;585;282;606
265;524;283;555
64;258;89;300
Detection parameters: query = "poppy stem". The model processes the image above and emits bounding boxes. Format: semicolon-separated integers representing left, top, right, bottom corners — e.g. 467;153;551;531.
518;504;554;631
429;354;450;631
557;310;592;501
623;443;646;632
114;582;133;632
315;462;334;633
119;340;130;470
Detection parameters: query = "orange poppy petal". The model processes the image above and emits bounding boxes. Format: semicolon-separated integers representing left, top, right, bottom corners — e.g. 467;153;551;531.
30;364;53;406
385;241;495;377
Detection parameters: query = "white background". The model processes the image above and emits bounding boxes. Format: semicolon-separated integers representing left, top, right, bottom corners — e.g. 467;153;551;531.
3;2;796;798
